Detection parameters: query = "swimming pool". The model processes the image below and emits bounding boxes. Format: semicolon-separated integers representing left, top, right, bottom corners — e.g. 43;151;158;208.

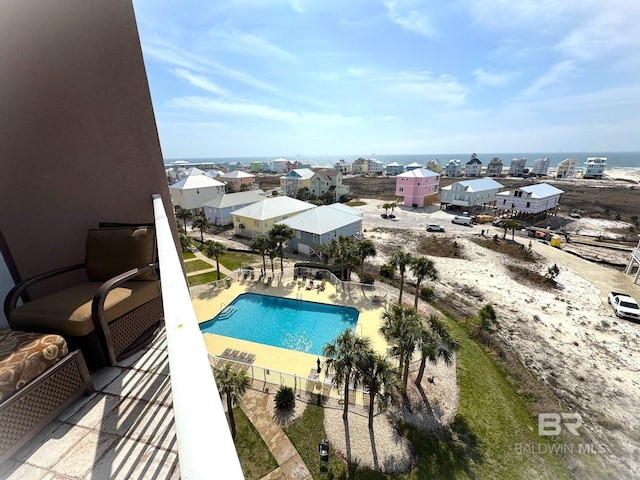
199;293;359;356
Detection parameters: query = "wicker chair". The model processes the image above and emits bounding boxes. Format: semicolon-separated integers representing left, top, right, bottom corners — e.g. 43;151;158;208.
4;226;164;370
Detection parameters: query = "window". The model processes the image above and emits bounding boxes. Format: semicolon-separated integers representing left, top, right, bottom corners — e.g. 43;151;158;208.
526;202;530;208
399;187;404;192
253;220;259;227
313;234;319;243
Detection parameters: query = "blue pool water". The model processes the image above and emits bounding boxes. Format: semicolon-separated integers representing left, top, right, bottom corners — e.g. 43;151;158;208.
199;293;359;356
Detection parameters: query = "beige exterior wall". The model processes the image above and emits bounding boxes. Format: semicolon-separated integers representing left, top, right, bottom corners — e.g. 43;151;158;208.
0;0;177;298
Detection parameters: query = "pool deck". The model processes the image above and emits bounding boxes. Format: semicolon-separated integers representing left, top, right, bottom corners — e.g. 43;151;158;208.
192;273;390;382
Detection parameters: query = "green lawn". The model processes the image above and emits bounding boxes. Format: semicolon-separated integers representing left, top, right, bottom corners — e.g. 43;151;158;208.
183;259;213;273
198;248;259;271
187;271;226;286
182;250;196;260
283;320;571;479
232;407;279;479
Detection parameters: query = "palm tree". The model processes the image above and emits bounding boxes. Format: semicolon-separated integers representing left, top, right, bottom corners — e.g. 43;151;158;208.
415;315;459;386
358;352;401;429
477;303;497;332
314;243;332;264
410;256;438;309
176;208;193;231
356;239;377;277
390;250;414;304
250;235;270;273
204;240;227;280
380;304;421;390
323;329;372;420
503;220;520;240
214;363;251;439
192;215;211;244
268;224;295;272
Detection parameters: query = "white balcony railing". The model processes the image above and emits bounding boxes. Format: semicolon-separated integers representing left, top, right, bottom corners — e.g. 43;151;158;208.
152;194;244;479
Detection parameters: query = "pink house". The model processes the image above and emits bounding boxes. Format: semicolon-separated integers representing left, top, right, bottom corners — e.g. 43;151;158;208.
395;168;440;207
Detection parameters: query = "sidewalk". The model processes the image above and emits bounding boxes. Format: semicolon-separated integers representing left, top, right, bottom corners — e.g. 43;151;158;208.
240;390;312;480
184;245;234;277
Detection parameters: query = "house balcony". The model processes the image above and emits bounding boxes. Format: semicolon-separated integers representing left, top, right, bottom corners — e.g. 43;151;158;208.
1;196;243;479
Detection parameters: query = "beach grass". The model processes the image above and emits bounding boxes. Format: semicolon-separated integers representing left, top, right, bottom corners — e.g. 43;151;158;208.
232;407;279;479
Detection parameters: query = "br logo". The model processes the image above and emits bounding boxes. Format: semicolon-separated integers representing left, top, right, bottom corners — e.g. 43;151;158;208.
538;413;583;436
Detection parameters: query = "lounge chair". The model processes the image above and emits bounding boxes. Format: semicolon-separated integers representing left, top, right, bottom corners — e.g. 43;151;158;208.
4;225;163;370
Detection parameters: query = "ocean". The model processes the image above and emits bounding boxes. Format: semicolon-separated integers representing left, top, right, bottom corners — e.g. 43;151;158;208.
166;151;639;171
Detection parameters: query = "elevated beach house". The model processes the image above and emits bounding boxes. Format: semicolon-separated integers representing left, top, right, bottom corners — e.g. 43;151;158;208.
556;158;577;178
444;159;462;177
395;168;440;207
310;169;350;203
203;189;266;226
440;178;504;212
221;170;255;192
405;162;423;172
385;162;404;176
509;157;527;177
485;157;504;177
582;157;607;179
277;204;363;256
531;157;550;177
496;183;564;217
427;158;443;173
169;171;225;213
464;154;482;177
280;168;315;197
232;196;315;238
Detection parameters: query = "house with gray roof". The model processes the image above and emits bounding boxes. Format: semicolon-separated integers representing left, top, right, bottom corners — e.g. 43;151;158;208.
231;196;315;238
277;204;363;256
203;189;266;226
310;169;350;202
464;154;482;177
496;183;564;215
169;173;225;212
440;178;504;211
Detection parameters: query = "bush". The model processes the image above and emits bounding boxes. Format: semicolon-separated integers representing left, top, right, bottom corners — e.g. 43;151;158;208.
420;286;434;302
274;385;295;411
360;272;375;285
380;263;394;278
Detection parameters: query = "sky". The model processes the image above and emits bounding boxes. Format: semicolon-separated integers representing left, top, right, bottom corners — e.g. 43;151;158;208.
132;0;640;159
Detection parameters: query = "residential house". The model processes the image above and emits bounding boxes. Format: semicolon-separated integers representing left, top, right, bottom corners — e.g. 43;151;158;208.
169;172;225;212
427;158;443;173
556;158;577;178
221;170;255;192
509;158;527;177
368;159;384;175
250;161;265;173
531;157;550;176
203;189;266;226
486;157;504;177
582;157;607;179
405;162;423;171
280;168;315;197
385;162;404;176
277;204;363;256
272;158;294;174
464;154;482;177
440;178;504;211
395;168;440;207
333;159;352;174
231;196;315;238
444;159;462;177
205;169;224;180
1;1;240;476
310;169;350;202
352;158;369;174
496;183;564;216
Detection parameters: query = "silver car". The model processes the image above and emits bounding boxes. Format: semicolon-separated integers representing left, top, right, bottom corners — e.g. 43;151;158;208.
426;223;445;232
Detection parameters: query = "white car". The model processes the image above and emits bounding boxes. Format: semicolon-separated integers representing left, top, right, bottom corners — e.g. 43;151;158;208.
426;223;445;232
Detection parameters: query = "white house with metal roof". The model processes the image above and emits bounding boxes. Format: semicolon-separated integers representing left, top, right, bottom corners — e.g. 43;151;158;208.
169;173;225;212
277;204;363;256
203;190;266;226
221;170;255;192
440;178;504;210
231;196;315;238
496;183;564;215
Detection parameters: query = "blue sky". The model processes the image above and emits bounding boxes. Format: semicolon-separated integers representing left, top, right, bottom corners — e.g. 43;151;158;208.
133;0;640;158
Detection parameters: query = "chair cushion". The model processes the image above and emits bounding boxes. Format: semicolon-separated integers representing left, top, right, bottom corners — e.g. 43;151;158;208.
85;227;157;281
0;329;68;403
8;281;161;337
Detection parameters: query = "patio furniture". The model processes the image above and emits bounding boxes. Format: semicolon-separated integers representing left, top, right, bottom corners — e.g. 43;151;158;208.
0;328;93;464
4;225;163;370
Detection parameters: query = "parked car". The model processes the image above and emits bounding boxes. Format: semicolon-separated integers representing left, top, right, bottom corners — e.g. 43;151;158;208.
452;216;473;226
608;292;640;321
426;223;445;232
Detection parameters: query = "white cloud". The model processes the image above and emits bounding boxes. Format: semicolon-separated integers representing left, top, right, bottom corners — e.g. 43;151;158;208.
385;0;437;37
521;60;576;97
206;30;296;61
383;71;468;106
473;69;517;87
173;69;228;95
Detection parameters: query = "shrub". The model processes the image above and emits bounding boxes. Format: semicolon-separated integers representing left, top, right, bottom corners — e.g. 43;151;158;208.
274;385;295;411
360;272;375;285
380;263;394;278
420;286;434;302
